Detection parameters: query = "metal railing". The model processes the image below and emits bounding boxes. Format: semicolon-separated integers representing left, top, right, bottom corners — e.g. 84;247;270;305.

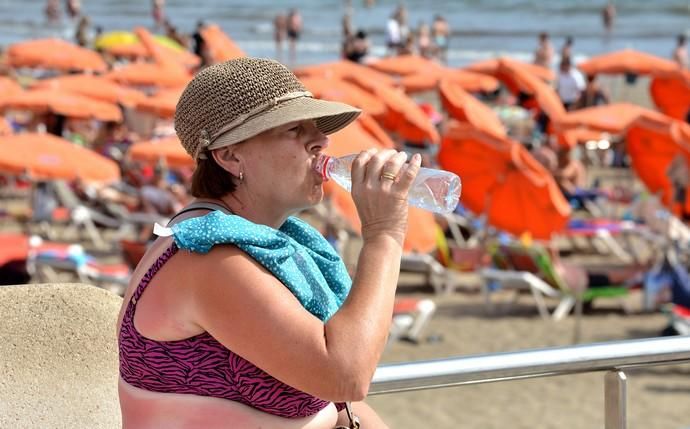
370;336;690;429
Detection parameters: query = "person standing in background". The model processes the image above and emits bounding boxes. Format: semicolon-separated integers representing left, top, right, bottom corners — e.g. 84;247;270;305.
578;74;610;108
417;22;433;59
286;8;303;65
556;57;585;110
65;0;81;19
44;0;60;22
667;153;690;219
273;13;287;62
673;34;689;69
560;36;574;63
152;0;165;31
431;14;450;63
534;32;554;68
602;1;616;33
385;5;408;56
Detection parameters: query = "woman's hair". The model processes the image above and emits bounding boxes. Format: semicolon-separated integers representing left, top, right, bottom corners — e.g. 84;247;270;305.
190;156;236;198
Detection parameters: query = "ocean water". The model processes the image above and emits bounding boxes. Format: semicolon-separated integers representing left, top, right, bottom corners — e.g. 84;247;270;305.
0;0;689;67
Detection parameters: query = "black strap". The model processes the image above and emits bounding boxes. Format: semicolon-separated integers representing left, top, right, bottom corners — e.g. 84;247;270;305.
166;201;232;227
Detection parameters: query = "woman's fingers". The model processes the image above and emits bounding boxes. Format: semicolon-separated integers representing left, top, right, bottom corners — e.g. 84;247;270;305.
350;148;377;186
395;152;422;190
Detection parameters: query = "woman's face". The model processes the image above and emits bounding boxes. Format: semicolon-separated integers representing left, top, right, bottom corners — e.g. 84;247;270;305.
235;119;330;214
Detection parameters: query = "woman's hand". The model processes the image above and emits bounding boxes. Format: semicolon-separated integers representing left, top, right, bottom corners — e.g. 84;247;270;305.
350;149;421;246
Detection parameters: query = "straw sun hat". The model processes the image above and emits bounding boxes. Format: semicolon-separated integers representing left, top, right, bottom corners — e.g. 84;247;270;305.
174;57;361;161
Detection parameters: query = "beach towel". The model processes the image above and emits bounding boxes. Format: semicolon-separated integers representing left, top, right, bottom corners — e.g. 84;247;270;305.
155;211;352;322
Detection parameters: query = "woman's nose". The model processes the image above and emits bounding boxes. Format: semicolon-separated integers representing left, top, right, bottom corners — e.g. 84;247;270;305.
308;128;329;152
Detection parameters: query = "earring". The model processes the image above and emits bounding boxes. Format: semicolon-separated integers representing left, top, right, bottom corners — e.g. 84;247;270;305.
239;171;244;182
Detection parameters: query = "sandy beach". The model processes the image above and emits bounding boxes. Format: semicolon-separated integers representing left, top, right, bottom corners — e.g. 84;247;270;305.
370;280;690;429
3;171;690;428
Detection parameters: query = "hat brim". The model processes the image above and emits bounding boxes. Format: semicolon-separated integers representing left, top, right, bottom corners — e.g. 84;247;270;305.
209;97;361;150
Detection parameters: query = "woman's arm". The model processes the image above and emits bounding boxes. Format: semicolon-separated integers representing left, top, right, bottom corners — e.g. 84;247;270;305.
192;150;420;402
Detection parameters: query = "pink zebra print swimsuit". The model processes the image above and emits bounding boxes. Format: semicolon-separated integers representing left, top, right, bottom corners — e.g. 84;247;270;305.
118;243;333;418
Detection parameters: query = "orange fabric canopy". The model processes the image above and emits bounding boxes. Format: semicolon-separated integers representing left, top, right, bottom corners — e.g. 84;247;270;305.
6;38;107;72
0;117;13;135
32;75;146;106
105;62;192;88
625;114;690;207
294;60;396;87
369;54;443;76
466;58;555;81
498;58;565;122
324;120;435;253
0;133;120;182
0;89;123;122
578;49;679;76
0;77;23;97
134;88;184;119
555;103;654;134
650;70;690;121
102;32;199;69
299;76;386;117
134;27;200;70
356;113;395;149
128;135;194;168
439;123;571;239
347;73;440;144
401;68;500;94
557;128;608;149
200;24;246;63
439;78;506;139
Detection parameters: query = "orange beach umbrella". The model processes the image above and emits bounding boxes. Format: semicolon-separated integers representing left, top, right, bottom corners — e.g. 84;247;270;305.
6;38;107;73
439;123;571;239
466;58;555;82
554;103;654;134
0;117;13;135
134;27;200;70
439;78;506;139
401;68;500;94
0;133;120;182
294;60;396;87
498;58;566;122
299;76;386;117
0;89;123;122
128;135;193;168
650;70;690;121
200;24;246;63
369;54;443;76
347;73;440;144
466;58;555;95
578;49;679;76
625;114;690;206
32;75;146;106
134;88;184;119
106;62;192;88
0;77;23;98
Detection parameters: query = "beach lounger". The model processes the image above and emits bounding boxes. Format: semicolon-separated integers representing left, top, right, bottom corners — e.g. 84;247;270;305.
388;297;437;344
28;240;130;294
481;243;632;320
665;304;690;335
560;218;648;264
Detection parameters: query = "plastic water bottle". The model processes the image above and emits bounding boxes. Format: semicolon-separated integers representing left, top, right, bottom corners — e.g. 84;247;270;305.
315;154;461;214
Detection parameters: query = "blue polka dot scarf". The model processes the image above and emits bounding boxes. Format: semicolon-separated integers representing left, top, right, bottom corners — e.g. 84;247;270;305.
159;211;352;322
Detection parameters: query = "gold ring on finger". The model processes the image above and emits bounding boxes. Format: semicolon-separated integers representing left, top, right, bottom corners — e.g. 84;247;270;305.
381;172;397;181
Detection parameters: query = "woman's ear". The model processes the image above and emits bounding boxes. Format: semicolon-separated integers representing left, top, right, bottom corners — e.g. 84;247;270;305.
211;146;242;177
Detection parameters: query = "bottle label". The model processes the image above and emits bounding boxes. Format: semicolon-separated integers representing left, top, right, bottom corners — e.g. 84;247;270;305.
313;154;331;181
